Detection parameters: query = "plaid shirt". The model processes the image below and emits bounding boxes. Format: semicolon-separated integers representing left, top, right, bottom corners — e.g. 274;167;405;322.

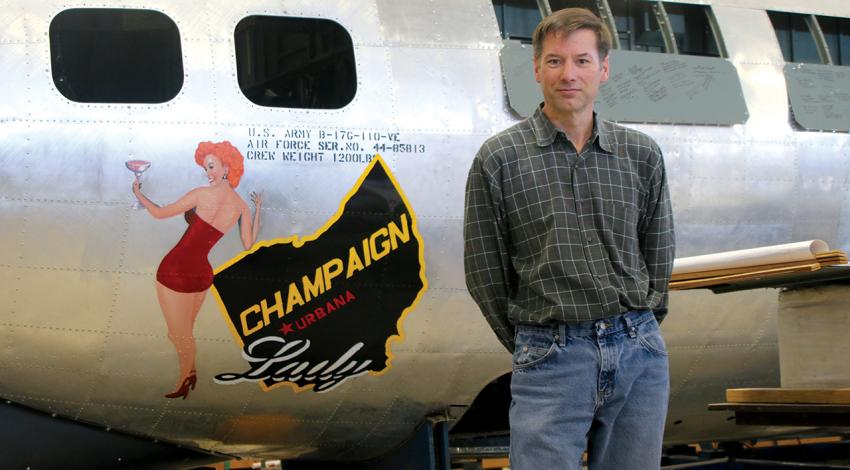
464;107;675;351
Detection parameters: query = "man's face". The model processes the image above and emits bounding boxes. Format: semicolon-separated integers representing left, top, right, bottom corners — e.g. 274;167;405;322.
534;29;609;119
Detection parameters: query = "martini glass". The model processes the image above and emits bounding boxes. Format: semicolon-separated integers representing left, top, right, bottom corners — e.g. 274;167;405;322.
125;160;151;209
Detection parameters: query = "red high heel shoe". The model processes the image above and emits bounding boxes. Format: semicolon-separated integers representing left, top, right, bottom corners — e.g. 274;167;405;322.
165;372;197;400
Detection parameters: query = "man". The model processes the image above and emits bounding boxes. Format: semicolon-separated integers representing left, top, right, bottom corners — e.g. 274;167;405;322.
463;8;674;469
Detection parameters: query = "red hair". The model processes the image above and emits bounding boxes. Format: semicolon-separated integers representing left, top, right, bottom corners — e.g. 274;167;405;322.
194;141;244;188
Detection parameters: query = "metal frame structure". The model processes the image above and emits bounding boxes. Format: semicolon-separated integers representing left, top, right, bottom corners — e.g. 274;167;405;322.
805;14;835;64
534;0;728;58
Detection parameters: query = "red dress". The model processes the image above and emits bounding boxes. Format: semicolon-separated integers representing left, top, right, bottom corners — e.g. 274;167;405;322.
156;212;225;293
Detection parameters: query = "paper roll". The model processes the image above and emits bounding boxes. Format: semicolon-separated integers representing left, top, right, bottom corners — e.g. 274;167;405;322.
673;240;830;276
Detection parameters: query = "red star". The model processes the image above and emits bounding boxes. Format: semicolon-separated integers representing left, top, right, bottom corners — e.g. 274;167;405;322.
279;322;295;335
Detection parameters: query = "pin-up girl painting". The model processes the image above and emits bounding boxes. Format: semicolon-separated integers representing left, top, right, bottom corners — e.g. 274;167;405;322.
133;141;262;400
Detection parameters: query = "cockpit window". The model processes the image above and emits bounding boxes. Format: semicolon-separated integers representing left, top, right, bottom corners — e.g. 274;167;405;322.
234;16;356;109
49;8;183;103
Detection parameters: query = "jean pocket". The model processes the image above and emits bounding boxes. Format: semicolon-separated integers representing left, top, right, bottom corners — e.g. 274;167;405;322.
636;323;668;357
512;329;557;370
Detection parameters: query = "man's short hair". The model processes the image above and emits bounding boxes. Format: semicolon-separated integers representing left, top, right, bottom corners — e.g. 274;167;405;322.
532;8;613;61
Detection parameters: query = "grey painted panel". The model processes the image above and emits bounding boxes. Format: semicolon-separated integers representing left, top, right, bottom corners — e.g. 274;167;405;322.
500;40;541;117
501;40;749;125
785;63;850;132
599;51;749;125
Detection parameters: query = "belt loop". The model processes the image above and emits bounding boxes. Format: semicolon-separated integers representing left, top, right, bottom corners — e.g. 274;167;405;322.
555;323;565;346
622;311;636;337
623;310;636;328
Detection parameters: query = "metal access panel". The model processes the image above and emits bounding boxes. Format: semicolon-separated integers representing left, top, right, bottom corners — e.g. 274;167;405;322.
785;63;850;132
500;40;749;125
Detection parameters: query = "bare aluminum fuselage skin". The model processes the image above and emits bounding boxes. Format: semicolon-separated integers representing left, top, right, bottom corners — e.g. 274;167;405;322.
1;0;849;461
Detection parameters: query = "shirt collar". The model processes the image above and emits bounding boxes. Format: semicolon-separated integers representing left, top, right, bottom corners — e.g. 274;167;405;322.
530;105;617;154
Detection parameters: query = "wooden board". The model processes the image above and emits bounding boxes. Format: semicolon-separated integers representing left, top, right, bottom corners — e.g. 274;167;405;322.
669;244;848;291
726;388;850;405
671;259;825;281
816;250;847;263
708;402;850;426
669;263;820;290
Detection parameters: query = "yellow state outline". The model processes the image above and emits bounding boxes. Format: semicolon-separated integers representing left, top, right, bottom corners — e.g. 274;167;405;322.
209;154;429;393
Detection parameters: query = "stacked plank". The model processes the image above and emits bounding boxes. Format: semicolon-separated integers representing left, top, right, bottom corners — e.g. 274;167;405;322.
726;388;850;405
670;240;848;290
708;388;850;427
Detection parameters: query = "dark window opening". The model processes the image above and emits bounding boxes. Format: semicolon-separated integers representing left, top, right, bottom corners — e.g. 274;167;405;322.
49;8;183;103
234;16;356;109
609;0;665;52
768;11;821;64
492;0;542;42
490;0;726;57
549;0;602;17
664;2;720;57
818;15;850;66
492;0;603;43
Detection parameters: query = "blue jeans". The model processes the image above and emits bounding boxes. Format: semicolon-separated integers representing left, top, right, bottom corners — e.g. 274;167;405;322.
509;310;669;470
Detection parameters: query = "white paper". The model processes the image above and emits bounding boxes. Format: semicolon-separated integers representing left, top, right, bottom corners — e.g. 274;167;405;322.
672;240;830;275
